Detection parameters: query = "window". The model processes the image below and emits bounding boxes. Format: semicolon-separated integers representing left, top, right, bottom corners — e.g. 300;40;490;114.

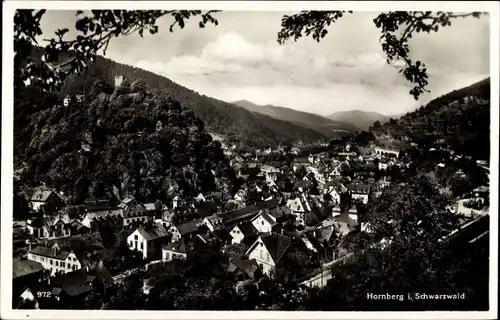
73;257;77;262
266;253;270;261
61;262;65;268
165;252;170;260
129;241;133;247
134;235;138;240
67;263;71;269
261;221;264;225
140;243;144;250
49;259;53;265
72;265;76;270
55;261;59;267
41;257;45;262
260;250;263;259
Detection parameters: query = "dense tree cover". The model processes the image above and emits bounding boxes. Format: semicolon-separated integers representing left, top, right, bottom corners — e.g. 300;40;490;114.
412;150;489;199
370;78;490;159
14;78;238;204
294;175;489;311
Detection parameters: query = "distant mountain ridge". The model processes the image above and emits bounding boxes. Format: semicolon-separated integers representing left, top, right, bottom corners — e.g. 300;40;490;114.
29;47;328;148
327;110;395;130
232;100;358;137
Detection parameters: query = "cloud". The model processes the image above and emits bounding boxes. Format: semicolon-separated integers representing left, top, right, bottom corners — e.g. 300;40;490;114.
128;22;488;116
136;55;245;76
138;32;407;88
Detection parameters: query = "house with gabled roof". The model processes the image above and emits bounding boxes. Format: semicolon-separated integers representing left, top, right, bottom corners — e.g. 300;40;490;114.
81;208;123;231
250;211;275;233
201;214;224;232
127;224;170;260
227;259;262;281
347;183;371;204
324;182;347;205
122;205;152;227
27;214;72;240
169;220;200;243
29;188;64;213
229;221;259;245
28;243;83;276
286;194;313;225
162;238;189;262
222;205;261;227
245;233;312;279
267;206;289;223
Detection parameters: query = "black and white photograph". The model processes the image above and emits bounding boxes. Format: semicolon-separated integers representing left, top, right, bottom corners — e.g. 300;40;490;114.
2;1;498;319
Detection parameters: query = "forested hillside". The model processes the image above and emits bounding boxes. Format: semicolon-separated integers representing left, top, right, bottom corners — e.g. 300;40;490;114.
14;79;240;204
233;100;357;137
370;78;491;159
43;52;328;148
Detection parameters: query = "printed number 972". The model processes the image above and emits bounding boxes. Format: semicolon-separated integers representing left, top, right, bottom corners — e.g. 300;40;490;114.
37;291;52;298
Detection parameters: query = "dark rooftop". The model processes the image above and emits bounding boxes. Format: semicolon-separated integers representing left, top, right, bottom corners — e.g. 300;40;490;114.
29;245;70;260
13;257;44;279
222;205;261;225
137;224;170;241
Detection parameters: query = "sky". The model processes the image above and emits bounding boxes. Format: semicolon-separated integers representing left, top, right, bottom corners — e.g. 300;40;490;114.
38;10;490;116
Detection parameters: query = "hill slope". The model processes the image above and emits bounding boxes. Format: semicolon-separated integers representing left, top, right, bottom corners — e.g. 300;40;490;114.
50;54;327;148
233;100;358;137
328;110;393;130
370;78;490;159
14;79;240;204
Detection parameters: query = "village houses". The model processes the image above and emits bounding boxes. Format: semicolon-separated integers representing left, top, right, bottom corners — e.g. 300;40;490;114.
28;243;84;276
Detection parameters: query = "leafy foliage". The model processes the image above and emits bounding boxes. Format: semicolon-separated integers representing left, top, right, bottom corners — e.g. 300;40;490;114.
14;10;220;92
297;175;489;311
277;11;485;99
